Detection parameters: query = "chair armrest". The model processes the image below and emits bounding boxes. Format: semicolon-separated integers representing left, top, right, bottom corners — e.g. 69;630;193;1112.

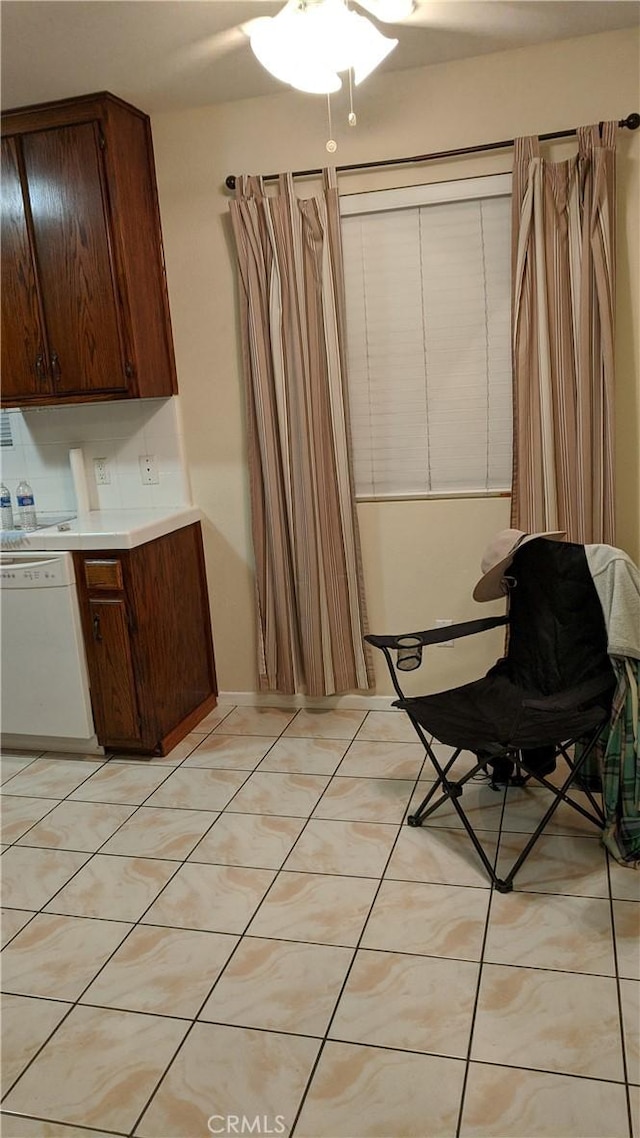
521;671;616;712
365;615;509;650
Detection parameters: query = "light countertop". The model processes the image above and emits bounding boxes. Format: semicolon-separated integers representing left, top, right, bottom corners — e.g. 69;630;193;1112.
1;506;202;551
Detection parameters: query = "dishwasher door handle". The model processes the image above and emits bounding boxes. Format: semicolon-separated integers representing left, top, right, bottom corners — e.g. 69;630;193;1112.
0;557;61;571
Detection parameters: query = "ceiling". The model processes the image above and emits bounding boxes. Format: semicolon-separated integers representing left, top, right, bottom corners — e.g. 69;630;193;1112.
2;0;639;114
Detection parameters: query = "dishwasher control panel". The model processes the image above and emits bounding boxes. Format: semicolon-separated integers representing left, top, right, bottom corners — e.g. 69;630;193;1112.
0;553;75;588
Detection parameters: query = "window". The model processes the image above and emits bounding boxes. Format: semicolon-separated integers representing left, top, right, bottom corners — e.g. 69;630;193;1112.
1;411;14;448
340;174;513;499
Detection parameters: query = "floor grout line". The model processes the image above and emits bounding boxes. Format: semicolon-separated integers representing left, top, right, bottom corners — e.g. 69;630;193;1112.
0;1107;126;1137
454;785;507;1138
287;735;435;1136
606;851;636;1138
1;714;638;1138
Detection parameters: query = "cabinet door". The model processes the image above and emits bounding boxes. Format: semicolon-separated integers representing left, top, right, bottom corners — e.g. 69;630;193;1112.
86;598;141;747
21;122;129;397
1;137;52;402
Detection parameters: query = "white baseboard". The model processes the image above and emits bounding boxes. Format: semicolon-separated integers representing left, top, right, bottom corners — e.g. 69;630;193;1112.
218;691;398;712
1;733;105;756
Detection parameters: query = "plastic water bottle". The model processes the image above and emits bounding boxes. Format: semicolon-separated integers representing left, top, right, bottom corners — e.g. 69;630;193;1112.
1;483;14;529
16;480;37;531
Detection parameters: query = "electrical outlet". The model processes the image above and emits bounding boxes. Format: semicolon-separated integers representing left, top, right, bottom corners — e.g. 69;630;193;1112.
93;457;111;485
435;618;454;647
139;454;159;485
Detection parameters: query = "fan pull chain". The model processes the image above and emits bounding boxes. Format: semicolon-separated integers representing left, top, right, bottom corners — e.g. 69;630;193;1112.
348;68;357;126
326;92;337;153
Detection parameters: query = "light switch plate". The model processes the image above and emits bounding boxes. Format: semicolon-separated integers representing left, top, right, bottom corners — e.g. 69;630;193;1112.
435;618;454;647
139;454;159;485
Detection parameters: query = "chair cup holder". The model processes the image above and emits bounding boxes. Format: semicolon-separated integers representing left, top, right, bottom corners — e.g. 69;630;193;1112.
396;636;423;671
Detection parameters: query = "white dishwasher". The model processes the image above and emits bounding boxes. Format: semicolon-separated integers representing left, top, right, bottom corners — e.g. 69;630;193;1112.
0;550;103;754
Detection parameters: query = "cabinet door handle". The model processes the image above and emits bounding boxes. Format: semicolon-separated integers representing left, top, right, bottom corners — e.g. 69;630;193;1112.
35;354;47;384
51;352;61;382
93;614;102;642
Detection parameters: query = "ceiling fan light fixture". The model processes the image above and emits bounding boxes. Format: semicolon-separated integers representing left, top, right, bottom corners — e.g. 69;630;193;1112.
247;0;398;95
355;0;415;23
348;13;398;83
249;15;342;92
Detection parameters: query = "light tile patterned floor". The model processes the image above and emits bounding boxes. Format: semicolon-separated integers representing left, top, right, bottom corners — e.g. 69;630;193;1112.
1;705;638;1138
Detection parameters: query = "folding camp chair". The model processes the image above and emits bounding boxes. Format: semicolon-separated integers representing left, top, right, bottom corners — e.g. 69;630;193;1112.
366;538;616;892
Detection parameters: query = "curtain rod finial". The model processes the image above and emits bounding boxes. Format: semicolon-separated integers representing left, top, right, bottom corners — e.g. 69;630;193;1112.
620;112;640;131
226;175;237;191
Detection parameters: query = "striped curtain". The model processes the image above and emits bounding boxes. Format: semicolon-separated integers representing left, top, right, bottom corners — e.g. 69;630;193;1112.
511;123;617;543
229;170;374;696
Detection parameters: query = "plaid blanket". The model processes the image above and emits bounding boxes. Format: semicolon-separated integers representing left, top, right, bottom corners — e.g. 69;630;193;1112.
595;656;640;866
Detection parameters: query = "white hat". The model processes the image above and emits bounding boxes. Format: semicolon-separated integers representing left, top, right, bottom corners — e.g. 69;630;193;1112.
473;528;567;602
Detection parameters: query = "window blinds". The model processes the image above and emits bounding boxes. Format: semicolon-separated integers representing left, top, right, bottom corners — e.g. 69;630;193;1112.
341;183;513;498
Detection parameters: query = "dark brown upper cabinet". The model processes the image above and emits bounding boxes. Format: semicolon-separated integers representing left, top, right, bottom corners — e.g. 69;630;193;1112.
1;92;177;407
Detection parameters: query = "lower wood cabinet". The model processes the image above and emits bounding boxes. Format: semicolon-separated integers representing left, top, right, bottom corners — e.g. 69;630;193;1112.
87;597;141;748
73;522;217;755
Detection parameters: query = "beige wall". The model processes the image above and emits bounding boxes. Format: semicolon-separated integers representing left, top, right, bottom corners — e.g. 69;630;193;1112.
151;27;640;695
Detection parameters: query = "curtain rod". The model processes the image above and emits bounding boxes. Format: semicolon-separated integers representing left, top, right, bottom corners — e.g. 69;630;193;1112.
224;112;639;191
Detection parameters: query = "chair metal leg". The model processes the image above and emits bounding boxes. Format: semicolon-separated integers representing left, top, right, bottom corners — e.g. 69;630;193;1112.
403;729;509;887
555;742;605;823
408;750;491;825
517;736;605;828
409;771;503;885
408;780;462;825
374;642;609;892
407;724;607;892
406;735;493;825
496;724;606;891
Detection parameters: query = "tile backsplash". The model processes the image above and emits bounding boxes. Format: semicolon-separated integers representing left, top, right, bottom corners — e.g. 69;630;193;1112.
0;397;191;516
